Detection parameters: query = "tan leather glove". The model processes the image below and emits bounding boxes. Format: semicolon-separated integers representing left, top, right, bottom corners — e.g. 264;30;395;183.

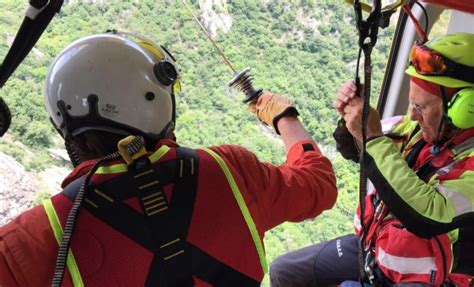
248;92;299;134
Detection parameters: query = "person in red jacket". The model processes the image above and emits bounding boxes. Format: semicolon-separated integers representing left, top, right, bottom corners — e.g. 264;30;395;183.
0;31;337;286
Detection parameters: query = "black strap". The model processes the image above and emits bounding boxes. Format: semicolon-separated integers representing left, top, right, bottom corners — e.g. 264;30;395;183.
141;147;198;287
189;245;260;287
62;147;259;286
403;130;426;169
452;226;474;275
354;0;382;282
62;176;86;201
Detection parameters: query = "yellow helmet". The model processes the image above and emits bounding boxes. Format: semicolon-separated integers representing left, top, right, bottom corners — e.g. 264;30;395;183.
406;33;474;88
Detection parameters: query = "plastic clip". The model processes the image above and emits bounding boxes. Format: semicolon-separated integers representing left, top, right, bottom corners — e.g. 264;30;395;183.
117;135;147;165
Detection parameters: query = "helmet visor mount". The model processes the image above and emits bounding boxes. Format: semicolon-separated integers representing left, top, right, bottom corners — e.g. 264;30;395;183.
131;32;181;93
409;42;474;84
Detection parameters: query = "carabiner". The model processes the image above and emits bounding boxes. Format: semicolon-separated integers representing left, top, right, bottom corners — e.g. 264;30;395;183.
364;251;376;283
354;0;382;49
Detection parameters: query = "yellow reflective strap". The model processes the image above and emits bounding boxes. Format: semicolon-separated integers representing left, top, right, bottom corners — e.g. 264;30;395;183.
201;148;268;273
95;145;171;175
96;163;127;174
149;145;171;163
43;199;84;287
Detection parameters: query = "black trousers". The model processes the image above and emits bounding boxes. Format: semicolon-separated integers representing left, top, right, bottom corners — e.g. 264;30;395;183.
269;234;360;287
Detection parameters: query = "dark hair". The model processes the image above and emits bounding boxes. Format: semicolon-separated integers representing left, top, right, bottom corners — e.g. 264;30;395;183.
66;130;126;164
65;129;171;166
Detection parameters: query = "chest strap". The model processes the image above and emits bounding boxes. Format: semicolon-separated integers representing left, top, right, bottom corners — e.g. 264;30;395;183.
62;147;259;287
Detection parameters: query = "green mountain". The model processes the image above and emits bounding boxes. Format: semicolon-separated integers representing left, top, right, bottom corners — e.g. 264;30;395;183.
0;1;395;285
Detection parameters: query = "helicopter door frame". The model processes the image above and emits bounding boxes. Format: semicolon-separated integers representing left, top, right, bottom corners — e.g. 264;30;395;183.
377;2;444;119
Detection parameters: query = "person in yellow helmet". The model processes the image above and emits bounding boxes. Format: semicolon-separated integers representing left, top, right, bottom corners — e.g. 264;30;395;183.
270;32;474;287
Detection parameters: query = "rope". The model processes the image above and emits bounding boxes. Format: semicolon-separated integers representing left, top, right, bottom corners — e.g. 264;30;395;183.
358;44;374;283
352;0;382;283
51;151;121;286
181;0;236;74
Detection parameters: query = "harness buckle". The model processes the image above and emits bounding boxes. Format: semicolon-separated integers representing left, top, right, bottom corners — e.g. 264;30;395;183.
117;135;147;165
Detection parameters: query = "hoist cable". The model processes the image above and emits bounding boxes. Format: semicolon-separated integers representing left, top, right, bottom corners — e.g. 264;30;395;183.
181;0;236;74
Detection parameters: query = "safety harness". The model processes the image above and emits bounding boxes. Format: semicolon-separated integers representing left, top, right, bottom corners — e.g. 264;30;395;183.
48;136;261;286
351;1;473;281
360;128;474;286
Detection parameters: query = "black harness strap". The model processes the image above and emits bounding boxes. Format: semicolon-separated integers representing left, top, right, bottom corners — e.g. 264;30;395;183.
61;147;259;286
62;176;86;200
139;147;197;287
80;184;157;250
189;245;260;287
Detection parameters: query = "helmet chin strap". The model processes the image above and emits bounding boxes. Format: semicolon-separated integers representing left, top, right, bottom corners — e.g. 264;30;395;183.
431;86;457;154
64;135;81;167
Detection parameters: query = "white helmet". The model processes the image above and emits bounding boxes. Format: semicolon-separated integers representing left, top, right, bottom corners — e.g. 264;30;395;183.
45;31;180;139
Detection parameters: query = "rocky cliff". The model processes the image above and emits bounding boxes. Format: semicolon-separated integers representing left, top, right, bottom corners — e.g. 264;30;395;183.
199;0;233;37
0;150;69;225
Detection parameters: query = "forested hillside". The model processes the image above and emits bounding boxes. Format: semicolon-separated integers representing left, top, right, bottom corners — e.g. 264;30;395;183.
0;0;395;285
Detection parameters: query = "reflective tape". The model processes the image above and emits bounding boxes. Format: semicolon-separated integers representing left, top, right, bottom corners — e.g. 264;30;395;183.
43;200;84;287
202;148;268;274
354;214;361;231
377;246;436;275
96;145;171;174
435;183;473;216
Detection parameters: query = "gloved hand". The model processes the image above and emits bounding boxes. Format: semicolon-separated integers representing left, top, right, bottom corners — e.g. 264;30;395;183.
248;92;299;134
332;118;359;162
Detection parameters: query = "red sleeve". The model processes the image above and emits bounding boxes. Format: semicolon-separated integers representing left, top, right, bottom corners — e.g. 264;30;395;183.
210;140;337;232
0;205;72;287
0;241;20;287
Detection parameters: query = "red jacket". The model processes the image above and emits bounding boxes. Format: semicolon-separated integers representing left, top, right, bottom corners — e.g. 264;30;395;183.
354;117;474;286
0;139;337;286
